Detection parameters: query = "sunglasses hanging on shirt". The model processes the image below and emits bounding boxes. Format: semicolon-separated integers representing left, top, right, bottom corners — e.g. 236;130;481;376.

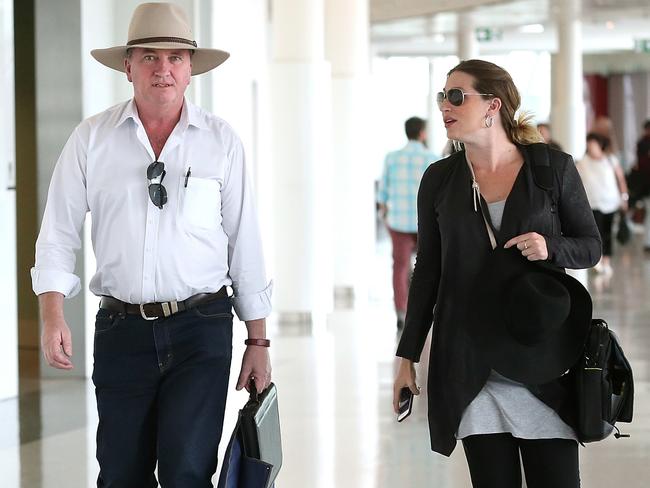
147;161;167;209
436;88;493;109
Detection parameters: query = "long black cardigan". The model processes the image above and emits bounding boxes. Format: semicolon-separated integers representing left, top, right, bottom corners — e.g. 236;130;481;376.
396;144;602;456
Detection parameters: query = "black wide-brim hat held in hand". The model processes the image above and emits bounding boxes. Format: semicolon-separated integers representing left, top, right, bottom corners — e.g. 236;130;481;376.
468;247;592;385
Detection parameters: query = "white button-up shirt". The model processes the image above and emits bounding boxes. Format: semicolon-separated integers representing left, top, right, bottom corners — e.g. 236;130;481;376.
31;99;272;321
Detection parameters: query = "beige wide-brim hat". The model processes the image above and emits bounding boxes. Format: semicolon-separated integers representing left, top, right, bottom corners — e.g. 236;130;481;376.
91;2;229;76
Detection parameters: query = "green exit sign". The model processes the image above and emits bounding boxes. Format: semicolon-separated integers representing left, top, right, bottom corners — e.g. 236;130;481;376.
475;27;503;42
635;39;650;53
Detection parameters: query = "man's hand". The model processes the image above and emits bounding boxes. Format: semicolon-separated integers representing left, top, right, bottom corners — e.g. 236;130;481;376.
39;292;73;370
236;345;271;394
378;202;388;221
621;199;629;213
42;318;74;369
236;318;271;393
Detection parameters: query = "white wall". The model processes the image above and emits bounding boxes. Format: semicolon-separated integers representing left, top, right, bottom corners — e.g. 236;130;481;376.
0;0;18;400
0;0;17;400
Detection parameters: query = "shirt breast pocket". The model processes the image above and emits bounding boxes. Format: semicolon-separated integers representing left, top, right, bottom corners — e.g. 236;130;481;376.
179;176;222;231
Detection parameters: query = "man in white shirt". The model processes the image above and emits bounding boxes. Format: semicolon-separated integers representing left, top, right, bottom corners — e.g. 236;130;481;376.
31;3;272;486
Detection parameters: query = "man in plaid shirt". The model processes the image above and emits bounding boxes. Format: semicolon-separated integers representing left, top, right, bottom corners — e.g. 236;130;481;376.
378;117;437;329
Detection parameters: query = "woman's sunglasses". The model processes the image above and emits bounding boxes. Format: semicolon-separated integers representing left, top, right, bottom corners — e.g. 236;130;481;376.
436;88;493;108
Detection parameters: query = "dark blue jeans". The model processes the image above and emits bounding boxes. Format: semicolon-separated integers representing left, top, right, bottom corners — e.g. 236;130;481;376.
92;297;233;488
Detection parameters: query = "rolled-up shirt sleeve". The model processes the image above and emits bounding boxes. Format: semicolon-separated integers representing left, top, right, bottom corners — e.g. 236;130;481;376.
31;125;89;298
220;133;272;321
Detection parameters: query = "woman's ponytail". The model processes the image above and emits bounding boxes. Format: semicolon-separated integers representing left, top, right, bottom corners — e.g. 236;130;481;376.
511;111;544;145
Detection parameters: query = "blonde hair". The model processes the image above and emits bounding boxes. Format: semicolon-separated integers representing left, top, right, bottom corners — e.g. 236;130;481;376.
512;111;544;144
448;60;543;145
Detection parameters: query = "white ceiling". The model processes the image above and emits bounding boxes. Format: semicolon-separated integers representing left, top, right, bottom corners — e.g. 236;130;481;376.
370;0;650;57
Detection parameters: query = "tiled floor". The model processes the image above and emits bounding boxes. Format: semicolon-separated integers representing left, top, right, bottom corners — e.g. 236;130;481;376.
1;229;649;487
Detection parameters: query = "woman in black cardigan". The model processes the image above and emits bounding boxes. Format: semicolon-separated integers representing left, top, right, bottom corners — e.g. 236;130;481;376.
392;60;601;488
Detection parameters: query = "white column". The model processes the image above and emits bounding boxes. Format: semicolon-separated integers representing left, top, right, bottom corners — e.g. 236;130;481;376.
193;0;213;110
326;0;372;305
0;0;17;401
457;12;479;60
551;0;589;288
427;59;438;153
271;0;332;321
551;0;585;159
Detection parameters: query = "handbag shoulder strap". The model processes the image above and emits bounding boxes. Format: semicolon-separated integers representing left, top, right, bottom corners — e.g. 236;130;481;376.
527;143;553;191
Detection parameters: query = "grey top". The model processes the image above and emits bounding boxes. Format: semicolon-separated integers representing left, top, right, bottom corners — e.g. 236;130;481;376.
456;199;576;441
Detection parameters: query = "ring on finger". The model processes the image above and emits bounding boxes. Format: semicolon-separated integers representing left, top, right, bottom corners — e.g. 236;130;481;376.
524;241;528;250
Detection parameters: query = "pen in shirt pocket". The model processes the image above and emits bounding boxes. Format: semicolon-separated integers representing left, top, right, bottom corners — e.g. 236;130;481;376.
184;166;191;187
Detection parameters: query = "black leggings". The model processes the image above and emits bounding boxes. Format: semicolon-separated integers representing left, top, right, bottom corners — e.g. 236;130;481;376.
592;210;615;256
462;433;580;488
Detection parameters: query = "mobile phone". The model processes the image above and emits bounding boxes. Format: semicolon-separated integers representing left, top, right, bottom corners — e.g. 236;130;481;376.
397;387;414;422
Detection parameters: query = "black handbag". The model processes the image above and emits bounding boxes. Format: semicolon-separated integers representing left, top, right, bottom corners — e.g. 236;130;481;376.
575;319;634;443
218;383;283;488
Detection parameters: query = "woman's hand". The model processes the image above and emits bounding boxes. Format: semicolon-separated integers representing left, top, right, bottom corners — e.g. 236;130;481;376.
620;198;629;213
393;358;420;414
504;232;548;261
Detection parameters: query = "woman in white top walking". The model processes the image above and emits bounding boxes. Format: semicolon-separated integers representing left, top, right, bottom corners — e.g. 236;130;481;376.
577;132;629;274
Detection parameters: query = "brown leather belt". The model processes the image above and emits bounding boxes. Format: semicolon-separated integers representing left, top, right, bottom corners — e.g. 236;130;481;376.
99;287;228;320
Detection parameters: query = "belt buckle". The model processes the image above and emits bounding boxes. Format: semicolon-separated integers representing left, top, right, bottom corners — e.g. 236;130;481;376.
140;301;179;320
139;303;159;321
